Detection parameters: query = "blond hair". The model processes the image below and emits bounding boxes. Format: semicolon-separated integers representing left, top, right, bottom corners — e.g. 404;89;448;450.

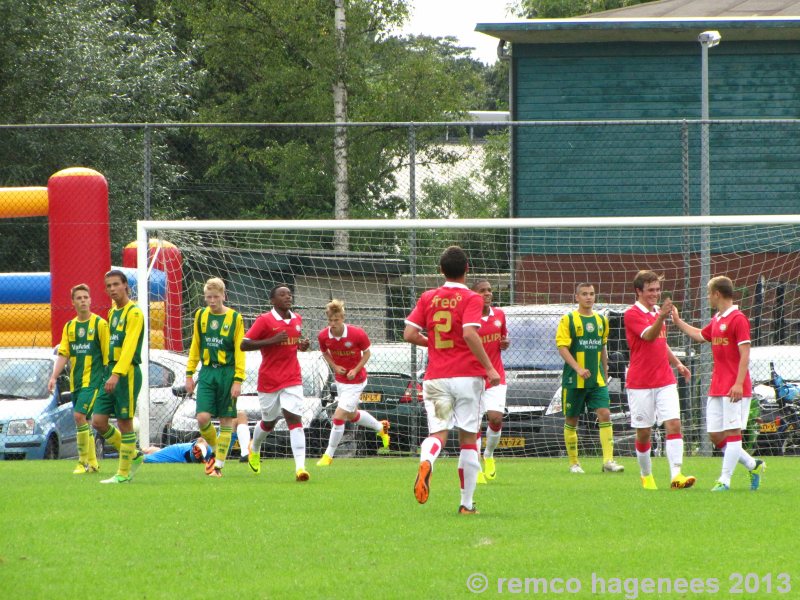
70;283;90;299
204;277;226;295
326;299;345;318
708;276;734;299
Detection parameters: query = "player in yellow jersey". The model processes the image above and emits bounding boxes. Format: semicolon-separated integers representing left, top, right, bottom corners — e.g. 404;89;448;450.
185;278;246;477
556;283;624;474
48;284;109;474
92;270;145;484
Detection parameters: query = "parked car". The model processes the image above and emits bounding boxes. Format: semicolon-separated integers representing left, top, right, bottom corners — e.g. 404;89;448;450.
0;347;75;460
322;343;428;455
749;345;800;456
163;350;335;457
335;305;632;458
466;304;631;457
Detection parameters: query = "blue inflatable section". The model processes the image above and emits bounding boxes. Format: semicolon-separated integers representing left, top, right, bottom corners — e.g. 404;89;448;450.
0;267;166;304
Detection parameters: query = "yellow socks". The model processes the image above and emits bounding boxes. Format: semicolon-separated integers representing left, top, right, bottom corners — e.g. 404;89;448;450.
200;421;218;454
118;432;136;477
564;424;579;465
599;421;614;463
102;425;122;451
76;423;90;464
215;426;233;468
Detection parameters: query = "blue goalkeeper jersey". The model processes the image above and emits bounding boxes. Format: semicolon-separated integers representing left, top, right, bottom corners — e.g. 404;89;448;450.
143;440;211;464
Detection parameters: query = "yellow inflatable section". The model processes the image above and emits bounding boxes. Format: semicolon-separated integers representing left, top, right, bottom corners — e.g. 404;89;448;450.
0;302;166;348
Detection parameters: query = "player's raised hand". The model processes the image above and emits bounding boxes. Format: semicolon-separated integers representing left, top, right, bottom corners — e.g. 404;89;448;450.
271;330;289;343
659;297;673;318
298;337;311;351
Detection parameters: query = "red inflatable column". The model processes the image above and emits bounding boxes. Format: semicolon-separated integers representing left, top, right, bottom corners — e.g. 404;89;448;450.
48;168;111;344
123;240;183;351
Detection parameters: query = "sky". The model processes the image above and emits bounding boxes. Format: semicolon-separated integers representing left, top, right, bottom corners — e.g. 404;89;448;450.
399;0;517;64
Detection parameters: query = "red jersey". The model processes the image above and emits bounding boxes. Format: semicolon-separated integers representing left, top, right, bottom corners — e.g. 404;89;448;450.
245;308;303;393
477;307;507;386
701;305;752;397
624;302;676;389
318;324;370;384
406;282;485;380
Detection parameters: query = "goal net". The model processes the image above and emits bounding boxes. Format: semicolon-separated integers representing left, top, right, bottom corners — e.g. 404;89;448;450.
134;215;800;459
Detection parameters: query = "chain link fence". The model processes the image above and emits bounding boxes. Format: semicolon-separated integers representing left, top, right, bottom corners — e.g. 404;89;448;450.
0;120;798;461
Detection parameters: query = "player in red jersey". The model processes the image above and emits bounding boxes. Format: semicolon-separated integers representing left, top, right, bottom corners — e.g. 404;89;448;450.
404;246;500;514
240;285;311;481
624;270;694;491
471;279;509;482
316;299;389;466
671;276;765;491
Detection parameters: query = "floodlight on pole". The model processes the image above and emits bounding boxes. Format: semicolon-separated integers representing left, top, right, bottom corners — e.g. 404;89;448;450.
697;30;721;456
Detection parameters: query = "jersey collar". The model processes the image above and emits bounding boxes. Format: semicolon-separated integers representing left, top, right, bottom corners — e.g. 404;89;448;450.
481;306;495;321
328;324;349;340
442;281;468;289
716;304;739;319
271;308;296;322
634;301;657;314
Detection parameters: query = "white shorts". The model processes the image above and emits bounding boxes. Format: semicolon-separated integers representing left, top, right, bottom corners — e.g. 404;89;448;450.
627;384;680;428
423;377;484;435
258;385;305;421
481;384;507;414
335;380;368;413
706;396;751;433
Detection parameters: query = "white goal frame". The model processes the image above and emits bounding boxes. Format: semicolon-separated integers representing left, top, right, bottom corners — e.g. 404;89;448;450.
135;214;800;447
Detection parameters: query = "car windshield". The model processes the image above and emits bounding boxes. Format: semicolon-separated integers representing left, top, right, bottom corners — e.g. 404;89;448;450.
0;358;52;399
504;314;563;370
750;355;800;383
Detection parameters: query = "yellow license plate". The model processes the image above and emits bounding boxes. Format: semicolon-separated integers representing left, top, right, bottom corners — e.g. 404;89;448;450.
360;392;382;403
497;437;525;448
760;422;779;433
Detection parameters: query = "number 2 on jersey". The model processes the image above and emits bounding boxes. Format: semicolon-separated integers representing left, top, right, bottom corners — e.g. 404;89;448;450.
433;310;453;349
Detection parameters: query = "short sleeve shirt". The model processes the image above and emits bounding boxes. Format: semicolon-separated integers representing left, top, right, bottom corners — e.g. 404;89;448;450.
477;307;507;386
624;302;676;389
318;324;371;384
405;282;485;380
701;305;752;397
245;308;303;393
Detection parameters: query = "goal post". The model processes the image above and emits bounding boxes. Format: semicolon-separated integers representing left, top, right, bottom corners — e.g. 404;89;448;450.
135;214;800;458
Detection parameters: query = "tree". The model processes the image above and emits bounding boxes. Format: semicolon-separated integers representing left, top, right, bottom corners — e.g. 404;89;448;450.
0;0;198;270
514;0;657;18
167;0;489;240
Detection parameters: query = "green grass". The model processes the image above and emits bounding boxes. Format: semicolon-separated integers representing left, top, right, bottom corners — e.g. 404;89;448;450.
1;456;797;599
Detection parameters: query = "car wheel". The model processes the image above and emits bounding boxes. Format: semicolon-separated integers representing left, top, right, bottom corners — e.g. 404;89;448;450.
781;431;800;456
44;435;59;460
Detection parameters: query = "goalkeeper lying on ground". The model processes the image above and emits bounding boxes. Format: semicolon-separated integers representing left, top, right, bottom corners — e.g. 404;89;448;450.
142;438;213;464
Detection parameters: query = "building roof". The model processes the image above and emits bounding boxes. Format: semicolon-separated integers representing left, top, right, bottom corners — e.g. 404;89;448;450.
590;0;800;18
476;1;800;44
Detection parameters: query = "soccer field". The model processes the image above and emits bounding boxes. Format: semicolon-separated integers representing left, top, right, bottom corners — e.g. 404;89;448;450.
1;456;797;599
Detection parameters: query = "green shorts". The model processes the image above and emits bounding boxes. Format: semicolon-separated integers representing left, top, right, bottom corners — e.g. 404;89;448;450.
563;386;610;418
93;364;142;420
72;387;100;417
195;365;237;418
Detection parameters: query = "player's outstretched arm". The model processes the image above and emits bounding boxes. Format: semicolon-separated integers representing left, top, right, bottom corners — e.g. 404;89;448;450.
403;324;428;347
670;306;705;343
464;326;500;386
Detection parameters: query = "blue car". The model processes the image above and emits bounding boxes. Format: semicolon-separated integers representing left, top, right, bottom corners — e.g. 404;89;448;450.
0;348;76;460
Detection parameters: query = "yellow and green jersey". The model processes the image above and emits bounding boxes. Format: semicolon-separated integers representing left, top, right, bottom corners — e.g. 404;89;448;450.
186;307;246;382
108;301;144;375
556;310;609;389
57;313;109;392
